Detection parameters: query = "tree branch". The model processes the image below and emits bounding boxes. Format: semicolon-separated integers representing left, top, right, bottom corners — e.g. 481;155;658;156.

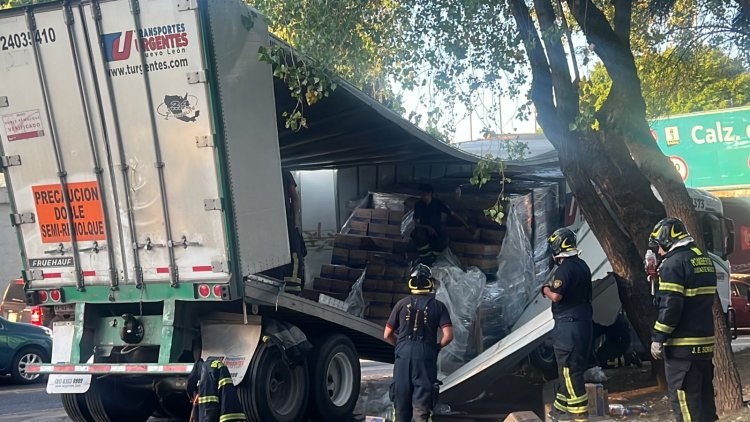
566;0;645;116
613;0;632;50
533;0;579;125
508;0;566;145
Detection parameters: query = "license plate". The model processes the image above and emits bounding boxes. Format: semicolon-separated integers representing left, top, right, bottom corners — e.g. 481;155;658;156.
46;374;92;394
53;304;76;317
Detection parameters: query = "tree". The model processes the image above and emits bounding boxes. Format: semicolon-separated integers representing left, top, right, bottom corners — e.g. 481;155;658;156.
584;45;750;118
249;0;745;412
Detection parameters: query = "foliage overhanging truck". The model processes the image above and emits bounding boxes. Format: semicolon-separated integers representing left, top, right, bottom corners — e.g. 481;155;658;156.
0;1;391;420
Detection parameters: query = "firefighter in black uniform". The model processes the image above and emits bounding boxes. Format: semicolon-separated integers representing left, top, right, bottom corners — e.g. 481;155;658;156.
542;228;593;422
384;264;454;422
649;217;717;422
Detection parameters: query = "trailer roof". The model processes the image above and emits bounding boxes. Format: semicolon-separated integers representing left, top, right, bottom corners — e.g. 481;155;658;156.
268;38;482;171
274;78;479;170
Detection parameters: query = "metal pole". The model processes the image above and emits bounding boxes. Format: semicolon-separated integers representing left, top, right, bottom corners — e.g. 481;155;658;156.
25;8;85;291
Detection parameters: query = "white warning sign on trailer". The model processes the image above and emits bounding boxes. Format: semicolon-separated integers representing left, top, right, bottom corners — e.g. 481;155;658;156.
2;109;45;141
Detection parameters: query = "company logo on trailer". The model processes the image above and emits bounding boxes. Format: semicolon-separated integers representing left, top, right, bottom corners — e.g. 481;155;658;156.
103;23;189;62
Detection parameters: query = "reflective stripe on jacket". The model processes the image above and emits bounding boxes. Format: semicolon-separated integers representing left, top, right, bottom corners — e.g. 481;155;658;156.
651;244;716;360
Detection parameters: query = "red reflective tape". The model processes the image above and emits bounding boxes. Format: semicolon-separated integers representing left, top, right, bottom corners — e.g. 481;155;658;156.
55;365;76;372
156;267;169;274
82;271;96;277
192;265;213;272
90;365;111;372
127;365;148;372
26;365;41;372
162;365;190;372
43;273;62;279
15;279;24;285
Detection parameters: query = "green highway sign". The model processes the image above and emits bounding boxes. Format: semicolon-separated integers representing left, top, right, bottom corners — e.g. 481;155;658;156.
651;107;750;190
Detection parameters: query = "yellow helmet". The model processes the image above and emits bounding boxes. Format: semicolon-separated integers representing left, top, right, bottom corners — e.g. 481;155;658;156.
408;264;434;294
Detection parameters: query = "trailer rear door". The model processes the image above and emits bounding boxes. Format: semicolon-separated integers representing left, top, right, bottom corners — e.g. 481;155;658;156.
0;0;230;290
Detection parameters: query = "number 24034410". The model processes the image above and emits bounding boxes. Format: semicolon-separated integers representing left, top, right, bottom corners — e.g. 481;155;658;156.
0;28;56;51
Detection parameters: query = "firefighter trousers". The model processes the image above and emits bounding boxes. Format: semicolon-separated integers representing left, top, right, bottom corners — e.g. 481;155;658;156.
666;358;717;422
552;318;592;417
392;340;439;422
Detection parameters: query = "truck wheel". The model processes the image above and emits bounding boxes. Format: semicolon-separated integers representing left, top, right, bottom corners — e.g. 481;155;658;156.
238;341;309;422
61;393;95;422
529;342;558;380
84;377;156;422
307;334;360;420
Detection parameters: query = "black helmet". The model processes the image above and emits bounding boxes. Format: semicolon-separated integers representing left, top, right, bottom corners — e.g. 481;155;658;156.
548;228;577;257
408;263;434;294
649;217;690;251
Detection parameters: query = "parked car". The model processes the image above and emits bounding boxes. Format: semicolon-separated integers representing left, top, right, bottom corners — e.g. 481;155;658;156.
731;276;750;331
0;316;52;384
1;282;54;328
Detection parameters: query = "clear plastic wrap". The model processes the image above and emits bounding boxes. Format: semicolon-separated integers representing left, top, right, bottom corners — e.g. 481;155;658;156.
354;378;394;421
341;194;371;234
480;194;536;348
432;254;487;377
344;268;368;318
371;192;414;211
531;186;558;297
401;209;415;238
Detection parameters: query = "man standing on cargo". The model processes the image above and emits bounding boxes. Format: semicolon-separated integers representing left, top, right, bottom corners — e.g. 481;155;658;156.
282;170;306;292
411;183;467;264
648;218;717;422
384;264;453;422
542;228;593;422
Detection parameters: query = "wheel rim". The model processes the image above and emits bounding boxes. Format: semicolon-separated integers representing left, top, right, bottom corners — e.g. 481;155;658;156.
326;352;354;407
266;360;297;416
18;352;42;381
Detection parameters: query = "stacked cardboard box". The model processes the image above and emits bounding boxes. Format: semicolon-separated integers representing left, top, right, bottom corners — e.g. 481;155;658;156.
308;264;365;301
450;238;502;275
347;208;405;239
361;257;411;326
331;234;408;268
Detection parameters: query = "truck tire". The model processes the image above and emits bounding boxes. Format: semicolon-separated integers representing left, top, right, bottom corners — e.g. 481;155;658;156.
61;393;95;422
307;334;361;420
238;341;309;422
529;342;558;380
84;377;156;422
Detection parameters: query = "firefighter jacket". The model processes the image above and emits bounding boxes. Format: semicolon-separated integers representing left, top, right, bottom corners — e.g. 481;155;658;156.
187;358;246;422
651;243;716;360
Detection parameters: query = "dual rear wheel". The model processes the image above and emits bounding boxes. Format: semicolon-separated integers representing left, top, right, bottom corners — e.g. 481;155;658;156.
59;333;361;422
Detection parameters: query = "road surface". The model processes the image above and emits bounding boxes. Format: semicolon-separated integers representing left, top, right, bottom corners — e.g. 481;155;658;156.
0;361;394;422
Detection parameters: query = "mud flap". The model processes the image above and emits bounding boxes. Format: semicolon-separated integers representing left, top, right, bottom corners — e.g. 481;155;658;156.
47;321;92;394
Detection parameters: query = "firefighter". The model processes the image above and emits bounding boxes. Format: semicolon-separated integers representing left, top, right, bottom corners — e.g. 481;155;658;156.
384;264;453;422
649;217;717;422
282;170;306;292
542;228;593;422
187;358;246;422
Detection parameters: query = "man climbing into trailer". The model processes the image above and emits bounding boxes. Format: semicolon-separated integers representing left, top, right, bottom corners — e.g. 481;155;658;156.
648;218;717;422
411;183;468;265
542;228;593;422
384;263;454;422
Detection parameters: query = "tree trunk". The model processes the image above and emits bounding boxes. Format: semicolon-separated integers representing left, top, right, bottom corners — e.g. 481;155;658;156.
712;296;744;410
